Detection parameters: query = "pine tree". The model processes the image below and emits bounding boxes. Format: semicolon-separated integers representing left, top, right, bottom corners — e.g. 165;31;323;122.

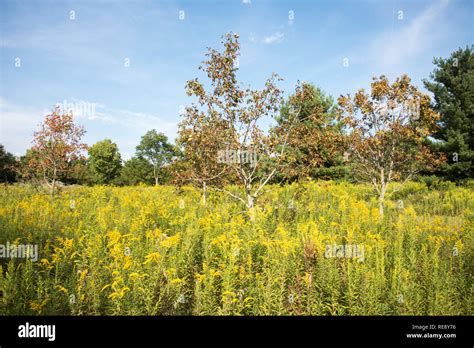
423;46;474;181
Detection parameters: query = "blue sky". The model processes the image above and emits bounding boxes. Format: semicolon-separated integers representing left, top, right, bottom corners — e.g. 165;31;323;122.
1;0;472;159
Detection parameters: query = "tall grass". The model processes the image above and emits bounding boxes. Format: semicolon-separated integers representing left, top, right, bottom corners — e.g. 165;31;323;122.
0;181;472;315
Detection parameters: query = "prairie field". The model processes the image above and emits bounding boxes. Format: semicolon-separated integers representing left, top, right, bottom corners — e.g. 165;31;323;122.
0;181;472;315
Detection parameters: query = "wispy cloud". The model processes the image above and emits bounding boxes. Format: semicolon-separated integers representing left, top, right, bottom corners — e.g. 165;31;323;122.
0;98;44;156
262;32;284;44
242;0;251;4
0;98;177;156
104;107;177;137
371;0;450;69
45;99;176;135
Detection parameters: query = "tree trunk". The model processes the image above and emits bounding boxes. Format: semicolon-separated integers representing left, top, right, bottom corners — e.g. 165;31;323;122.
202;181;207;205
247;194;255;222
50;167;57;198
245;183;254;209
51;178;56;198
247;195;254;209
154;166;159;186
379;183;387;216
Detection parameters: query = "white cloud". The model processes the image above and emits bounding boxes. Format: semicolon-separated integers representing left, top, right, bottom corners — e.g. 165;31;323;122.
242;0;251;4
262;32;284;44
106;107;177;137
371;0;450;69
44;99;176;134
50;99;108;122
0;98;44;156
94;107;178;157
0;98;178;157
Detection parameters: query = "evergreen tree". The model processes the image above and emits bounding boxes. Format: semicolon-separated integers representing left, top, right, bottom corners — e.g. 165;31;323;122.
423;46;474;181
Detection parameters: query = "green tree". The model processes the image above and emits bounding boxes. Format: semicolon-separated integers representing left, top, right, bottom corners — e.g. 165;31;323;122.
0;144;17;183
66;159;91;185
88;139;122;185
17;148;40;183
423;46;474;181
119;157;154;186
136;130;175;186
274;82;345;182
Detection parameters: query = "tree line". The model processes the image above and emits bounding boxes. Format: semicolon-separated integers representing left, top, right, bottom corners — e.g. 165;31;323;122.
0;34;472;212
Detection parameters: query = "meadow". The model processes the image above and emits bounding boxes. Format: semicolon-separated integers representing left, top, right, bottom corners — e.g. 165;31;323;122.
0;181;472;315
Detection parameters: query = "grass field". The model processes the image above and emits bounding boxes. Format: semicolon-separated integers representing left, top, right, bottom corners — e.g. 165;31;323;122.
0;181;472;315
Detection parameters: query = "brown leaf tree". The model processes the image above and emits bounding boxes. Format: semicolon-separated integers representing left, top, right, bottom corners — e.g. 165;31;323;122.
180;33;297;210
173;110;233;205
338;75;445;215
29;107;88;196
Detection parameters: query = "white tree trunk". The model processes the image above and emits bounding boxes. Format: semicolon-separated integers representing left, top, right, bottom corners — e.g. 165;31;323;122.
379;183;387;216
202;181;207;205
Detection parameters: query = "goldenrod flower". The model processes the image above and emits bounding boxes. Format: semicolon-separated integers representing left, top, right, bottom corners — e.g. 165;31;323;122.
143;252;161;265
55;285;68;294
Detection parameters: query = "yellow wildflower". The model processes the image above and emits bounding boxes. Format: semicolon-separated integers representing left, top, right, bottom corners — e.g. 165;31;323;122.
160;233;181;249
55;285;68;294
143;252;160;265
